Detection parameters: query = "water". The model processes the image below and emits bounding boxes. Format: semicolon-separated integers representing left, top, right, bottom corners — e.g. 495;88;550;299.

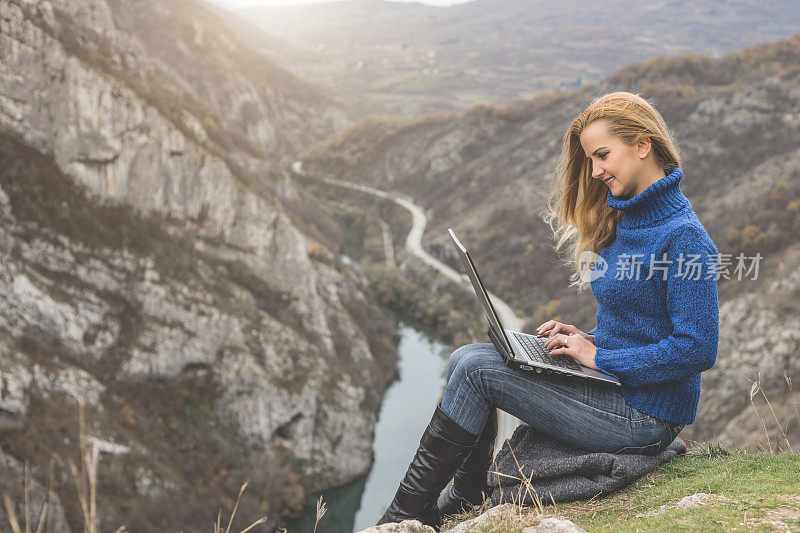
284;321;451;532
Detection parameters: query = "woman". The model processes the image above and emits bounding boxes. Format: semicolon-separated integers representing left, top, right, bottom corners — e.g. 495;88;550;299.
376;91;720;530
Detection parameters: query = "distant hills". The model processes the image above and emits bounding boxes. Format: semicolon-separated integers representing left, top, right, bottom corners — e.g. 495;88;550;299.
227;0;800;116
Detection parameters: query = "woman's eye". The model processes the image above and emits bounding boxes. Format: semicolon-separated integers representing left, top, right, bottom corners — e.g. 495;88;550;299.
599;152;608;160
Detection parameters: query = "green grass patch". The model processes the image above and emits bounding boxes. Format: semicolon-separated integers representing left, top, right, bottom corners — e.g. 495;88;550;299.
443;449;800;532
560;450;800;532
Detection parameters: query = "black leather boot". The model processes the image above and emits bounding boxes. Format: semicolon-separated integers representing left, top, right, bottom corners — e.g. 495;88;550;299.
375;402;480;531
436;407;498;518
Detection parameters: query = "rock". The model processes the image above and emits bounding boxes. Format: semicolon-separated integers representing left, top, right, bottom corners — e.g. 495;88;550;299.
441;503;514;533
0;0;395;529
0;142;395;521
439;504;587;533
676;492;711;509
637;492;728;517
359;520;437;532
523;517;588;533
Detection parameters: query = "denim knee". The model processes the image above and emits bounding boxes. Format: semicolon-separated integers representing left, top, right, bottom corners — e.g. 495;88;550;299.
448;348;494;395
446;342;501;382
446;343;478;382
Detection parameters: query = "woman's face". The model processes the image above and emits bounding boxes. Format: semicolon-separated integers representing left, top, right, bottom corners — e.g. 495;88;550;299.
579;119;656;199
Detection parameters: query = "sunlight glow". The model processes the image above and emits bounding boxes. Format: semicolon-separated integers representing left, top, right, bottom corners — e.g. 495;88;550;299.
206;0;469;10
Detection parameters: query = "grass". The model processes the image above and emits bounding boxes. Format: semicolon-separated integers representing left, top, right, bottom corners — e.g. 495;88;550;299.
748;371;799;454
3;400;269;533
437;367;800;532
440;447;800;532
557;448;800;532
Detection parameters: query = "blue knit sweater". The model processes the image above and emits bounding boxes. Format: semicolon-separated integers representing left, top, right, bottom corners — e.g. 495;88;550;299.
586;166;720;424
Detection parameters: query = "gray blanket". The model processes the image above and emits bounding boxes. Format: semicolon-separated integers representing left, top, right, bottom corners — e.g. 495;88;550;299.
487;424;687;506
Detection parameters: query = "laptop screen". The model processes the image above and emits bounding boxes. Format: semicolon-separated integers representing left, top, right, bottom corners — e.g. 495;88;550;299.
448;228;514;356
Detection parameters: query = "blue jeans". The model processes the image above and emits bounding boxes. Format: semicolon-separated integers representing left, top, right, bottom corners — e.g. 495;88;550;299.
439;343;684;455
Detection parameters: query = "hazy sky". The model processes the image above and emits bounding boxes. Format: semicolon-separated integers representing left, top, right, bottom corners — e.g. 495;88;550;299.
207;0;469;9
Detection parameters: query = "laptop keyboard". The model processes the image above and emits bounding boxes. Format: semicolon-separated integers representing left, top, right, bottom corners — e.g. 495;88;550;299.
511;332;583;372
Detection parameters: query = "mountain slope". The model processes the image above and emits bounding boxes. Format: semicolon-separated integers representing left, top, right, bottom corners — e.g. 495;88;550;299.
299;34;800;448
0;0;397;529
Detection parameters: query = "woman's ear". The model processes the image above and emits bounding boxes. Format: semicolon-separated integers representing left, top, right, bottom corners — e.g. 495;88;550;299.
637;136;652;159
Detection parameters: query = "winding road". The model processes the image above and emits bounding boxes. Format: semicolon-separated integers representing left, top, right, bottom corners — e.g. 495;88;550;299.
291;160;521;454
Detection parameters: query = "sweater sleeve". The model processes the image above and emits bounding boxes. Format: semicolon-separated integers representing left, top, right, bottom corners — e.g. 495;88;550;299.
586;326;596;336
593;226;720;387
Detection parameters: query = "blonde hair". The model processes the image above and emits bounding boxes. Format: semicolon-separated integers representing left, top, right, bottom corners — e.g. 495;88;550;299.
543;91;683;292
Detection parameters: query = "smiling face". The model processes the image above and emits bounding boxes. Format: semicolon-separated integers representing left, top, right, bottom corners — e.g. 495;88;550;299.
579;119;664;199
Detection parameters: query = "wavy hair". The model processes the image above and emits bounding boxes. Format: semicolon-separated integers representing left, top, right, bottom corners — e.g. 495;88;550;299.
543;91;683;292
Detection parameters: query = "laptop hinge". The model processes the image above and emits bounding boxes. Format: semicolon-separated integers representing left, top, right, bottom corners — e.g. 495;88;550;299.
488;325;514;361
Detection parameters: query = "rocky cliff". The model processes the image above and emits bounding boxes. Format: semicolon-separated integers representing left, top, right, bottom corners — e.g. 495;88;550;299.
0;0;396;530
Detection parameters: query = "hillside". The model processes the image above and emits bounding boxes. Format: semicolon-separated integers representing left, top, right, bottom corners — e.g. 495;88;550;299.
0;0;398;530
298;33;800;449
233;0;800;116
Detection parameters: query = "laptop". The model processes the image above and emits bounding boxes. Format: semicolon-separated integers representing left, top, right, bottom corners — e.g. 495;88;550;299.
448;228;620;386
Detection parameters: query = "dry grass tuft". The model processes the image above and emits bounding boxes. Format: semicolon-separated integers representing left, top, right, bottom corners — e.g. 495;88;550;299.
747;371;798;453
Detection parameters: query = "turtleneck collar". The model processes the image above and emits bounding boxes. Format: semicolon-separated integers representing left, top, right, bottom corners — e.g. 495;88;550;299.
606;166;692;229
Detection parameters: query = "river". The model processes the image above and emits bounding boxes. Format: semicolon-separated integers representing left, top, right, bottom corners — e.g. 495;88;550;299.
286;160;520;531
290;159;523;450
285;319;452;532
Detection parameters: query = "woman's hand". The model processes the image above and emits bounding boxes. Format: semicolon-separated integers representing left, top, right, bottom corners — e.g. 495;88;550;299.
536;320;592;341
542;332;598;369
536;321;598;369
